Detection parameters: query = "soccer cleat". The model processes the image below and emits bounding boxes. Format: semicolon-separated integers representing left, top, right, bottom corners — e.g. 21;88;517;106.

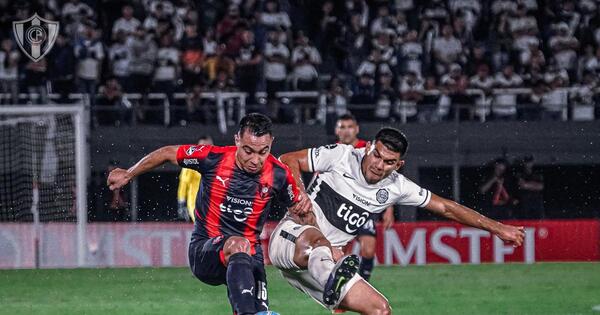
323;254;360;306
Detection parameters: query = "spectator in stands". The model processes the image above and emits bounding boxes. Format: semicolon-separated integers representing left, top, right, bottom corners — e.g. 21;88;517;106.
549;22;580;77
154;33;180;123
112;5;140;39
399;30;423;77
507;4;538;35
74;22;104;108
97;77;131;126
469;64;494;120
180;23;205;89
397;70;424;122
371;28;398;69
492;64;522;120
24;57;48;105
479;158;516;219
373;66;397;121
516;156;545;219
291;33;321;90
519;42;545;82
439;63;466;120
127;26;157;94
418;76;440;122
0;38;19;104
570;71;597;121
318;75;348;128
432;24;464;75
264;28;290;118
48;33;76;104
340;13;368;74
217;4;242;44
448;0;481;38
61;0;94;23
259;0;292;31
350;73;376;119
108;30;131;90
186;83;212;124
541;75;569;121
577;45;598;82
370;5;393;36
235;29;262;105
418;0;450;42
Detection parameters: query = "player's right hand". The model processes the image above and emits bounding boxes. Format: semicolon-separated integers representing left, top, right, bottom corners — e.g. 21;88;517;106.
497;224;525;247
107;168;132;191
289;191;312;215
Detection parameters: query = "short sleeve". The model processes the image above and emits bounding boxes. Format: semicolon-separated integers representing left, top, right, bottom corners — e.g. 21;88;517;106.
176;144;212;172
396;176;431;208
307;144;349;173
276;164;301;208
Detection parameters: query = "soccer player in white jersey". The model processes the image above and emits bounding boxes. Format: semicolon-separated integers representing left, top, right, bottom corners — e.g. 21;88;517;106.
269;127;525;314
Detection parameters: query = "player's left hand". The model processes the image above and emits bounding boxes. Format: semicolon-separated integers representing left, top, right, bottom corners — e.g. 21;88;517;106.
496;224;525;247
289;191;312;215
382;207;395;230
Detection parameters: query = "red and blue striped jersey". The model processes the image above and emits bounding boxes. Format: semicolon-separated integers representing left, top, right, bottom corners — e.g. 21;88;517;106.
176;145;299;255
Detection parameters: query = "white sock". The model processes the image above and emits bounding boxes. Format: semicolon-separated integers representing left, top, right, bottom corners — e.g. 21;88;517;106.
308;246;335;287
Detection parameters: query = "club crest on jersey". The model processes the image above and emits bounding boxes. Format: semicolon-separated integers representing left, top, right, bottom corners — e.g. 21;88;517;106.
376;189;389;204
259;184;271;199
186;145;203;156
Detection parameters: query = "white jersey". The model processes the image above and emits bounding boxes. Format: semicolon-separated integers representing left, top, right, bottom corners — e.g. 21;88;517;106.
306;144;431;246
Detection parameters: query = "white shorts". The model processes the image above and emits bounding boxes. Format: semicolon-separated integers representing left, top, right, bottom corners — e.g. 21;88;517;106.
269;218;363;310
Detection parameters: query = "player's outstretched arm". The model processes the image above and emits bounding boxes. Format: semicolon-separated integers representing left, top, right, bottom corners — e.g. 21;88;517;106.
107;145;179;190
424;193;525;247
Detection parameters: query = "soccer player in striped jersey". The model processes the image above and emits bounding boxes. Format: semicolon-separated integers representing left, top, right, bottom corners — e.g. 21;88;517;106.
107;113;310;315
177;135;213;222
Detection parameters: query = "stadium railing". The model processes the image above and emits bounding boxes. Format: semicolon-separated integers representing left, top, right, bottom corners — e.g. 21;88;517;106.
1;87;598;130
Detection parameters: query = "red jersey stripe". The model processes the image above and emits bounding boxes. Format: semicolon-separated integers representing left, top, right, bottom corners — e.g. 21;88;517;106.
205;151;236;238
243;160;275;255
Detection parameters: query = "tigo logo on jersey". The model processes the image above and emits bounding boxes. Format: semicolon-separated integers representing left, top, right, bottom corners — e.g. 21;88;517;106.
336;203;370;234
219;203;253;222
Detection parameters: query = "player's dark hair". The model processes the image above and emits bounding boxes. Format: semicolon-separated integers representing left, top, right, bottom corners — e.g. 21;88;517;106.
337;113;357;123
238;113;273;137
375;127;409;157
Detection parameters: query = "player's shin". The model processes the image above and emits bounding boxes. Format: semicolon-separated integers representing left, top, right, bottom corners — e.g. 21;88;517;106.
307;246;336;286
226;252;257;315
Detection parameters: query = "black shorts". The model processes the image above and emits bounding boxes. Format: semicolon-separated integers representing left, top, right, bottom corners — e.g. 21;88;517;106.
357;218;377;237
188;236;269;311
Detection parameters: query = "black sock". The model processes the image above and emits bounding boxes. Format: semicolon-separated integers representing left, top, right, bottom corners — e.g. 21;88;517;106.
226;252;256;315
359;257;374;281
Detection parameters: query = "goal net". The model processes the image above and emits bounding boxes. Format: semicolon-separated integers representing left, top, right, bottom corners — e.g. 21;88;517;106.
0;105;88;266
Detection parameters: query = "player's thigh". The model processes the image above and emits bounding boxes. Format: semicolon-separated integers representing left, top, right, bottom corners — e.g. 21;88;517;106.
269;218;320;269
359;235;377;258
339;279;391;315
188;237;228;286
293;226;332;267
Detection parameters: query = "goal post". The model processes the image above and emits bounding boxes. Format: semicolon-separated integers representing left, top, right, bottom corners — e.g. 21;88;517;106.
0;105;88;267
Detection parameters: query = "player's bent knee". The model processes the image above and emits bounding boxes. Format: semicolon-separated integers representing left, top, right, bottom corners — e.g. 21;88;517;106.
372;300;392;315
224;236;251;255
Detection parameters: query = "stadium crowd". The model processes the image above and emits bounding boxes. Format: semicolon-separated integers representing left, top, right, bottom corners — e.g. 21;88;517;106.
0;0;599;125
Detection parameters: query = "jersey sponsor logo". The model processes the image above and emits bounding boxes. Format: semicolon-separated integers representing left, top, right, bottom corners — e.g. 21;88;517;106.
185;145;204;156
324;144;338;149
219;203;253;222
225;195;253;206
376;189;389;204
352;193;371;207
312;180;372;235
286;184;295;201
336;203;370;234
182;158;199;165
216;175;229;187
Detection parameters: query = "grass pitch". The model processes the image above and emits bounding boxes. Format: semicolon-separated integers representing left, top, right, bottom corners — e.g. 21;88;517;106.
1;263;599;315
